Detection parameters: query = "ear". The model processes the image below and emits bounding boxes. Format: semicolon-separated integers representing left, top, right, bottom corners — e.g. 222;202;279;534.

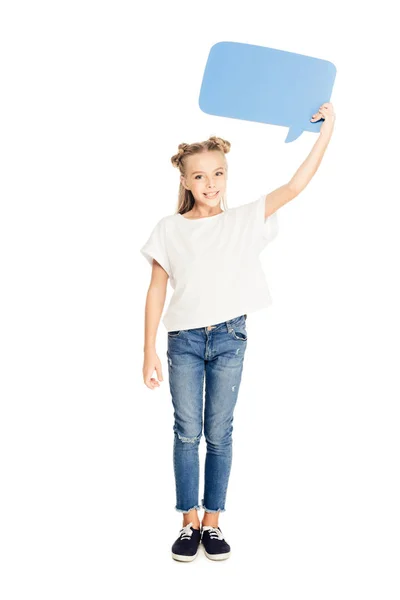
180;175;189;190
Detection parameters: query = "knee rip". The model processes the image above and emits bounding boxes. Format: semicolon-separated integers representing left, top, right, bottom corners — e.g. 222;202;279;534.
175;430;202;444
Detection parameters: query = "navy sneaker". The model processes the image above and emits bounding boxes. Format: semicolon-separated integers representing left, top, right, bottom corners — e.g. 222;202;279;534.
171;522;201;562
201;525;231;560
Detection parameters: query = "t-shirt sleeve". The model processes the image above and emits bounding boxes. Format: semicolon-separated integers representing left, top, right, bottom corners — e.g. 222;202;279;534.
140;217;172;277
247;194;279;251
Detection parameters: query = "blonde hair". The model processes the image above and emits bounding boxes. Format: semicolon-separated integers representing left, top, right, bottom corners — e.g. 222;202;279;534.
171;135;231;215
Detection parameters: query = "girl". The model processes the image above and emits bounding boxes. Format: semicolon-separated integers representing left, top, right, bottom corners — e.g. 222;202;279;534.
140;103;335;562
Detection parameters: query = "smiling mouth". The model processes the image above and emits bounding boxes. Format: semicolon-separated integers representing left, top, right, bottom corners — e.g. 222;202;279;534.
203;191;219;198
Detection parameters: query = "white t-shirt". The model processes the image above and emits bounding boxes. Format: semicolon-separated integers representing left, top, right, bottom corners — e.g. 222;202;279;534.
140;194;278;332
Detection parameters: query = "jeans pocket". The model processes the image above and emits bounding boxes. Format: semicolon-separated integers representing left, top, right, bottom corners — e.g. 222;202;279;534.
228;315;247;341
231;329;247;341
168;330;182;338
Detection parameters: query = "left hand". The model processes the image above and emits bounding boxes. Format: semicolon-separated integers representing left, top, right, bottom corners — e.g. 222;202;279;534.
310;102;336;136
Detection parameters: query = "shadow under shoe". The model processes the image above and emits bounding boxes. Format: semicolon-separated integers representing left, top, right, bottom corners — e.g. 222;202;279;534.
171;522;201;562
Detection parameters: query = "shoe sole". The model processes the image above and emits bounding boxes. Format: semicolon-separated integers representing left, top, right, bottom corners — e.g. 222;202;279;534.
203;548;231;561
171;550;199;562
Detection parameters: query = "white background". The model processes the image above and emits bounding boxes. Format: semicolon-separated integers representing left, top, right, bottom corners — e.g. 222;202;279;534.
1;0;399;597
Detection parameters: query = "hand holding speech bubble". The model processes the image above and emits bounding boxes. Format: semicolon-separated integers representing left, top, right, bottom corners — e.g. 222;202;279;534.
199;42;337;143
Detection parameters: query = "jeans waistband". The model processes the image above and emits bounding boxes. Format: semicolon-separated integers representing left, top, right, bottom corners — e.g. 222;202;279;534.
192;313;247;333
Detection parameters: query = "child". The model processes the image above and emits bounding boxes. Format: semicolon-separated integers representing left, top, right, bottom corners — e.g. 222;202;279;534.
140;104;335;562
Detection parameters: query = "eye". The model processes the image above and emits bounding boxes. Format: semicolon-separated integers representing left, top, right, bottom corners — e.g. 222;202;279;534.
195;171;224;180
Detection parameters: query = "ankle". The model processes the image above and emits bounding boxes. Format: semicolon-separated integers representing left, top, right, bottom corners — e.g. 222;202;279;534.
182;512;200;529
181;505;200;528
201;508;220;528
202;520;219;528
183;521;200;529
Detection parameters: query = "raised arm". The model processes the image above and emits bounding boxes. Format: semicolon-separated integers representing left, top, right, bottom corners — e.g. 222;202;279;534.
264;102;336;219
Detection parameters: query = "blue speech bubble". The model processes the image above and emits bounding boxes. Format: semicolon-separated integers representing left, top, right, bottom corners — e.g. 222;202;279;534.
199;42;337;142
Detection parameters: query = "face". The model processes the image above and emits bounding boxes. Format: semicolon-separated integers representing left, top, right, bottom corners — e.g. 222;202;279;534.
180;151;227;208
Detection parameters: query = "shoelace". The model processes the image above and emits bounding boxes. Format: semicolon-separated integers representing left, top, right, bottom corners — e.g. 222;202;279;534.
202;526;224;540
179;522;194;540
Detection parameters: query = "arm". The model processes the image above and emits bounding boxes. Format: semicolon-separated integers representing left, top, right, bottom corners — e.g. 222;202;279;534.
265;103;335;219
142;260;169;389
143;260;168;353
264;183;299;218
264;132;332;218
289;130;333;194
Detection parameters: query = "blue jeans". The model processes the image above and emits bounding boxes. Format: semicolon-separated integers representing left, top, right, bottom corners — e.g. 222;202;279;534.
166;314;248;514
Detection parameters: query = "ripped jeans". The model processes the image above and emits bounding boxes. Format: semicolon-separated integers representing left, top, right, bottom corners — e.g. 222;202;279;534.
166;314;248;514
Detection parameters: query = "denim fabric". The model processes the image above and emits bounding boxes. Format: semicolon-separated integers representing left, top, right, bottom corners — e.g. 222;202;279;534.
166;314;248;513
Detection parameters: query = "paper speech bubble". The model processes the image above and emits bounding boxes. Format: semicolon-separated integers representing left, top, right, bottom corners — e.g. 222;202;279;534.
199;42;337;142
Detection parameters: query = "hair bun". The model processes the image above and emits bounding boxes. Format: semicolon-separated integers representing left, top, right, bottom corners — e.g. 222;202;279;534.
208;135;231;154
171;136;231;170
171;143;189;168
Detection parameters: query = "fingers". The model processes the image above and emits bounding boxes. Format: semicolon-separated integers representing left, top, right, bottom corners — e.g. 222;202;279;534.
310;102;335;121
155;365;163;383
143;366;164;389
145;376;160;389
143;360;164;389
